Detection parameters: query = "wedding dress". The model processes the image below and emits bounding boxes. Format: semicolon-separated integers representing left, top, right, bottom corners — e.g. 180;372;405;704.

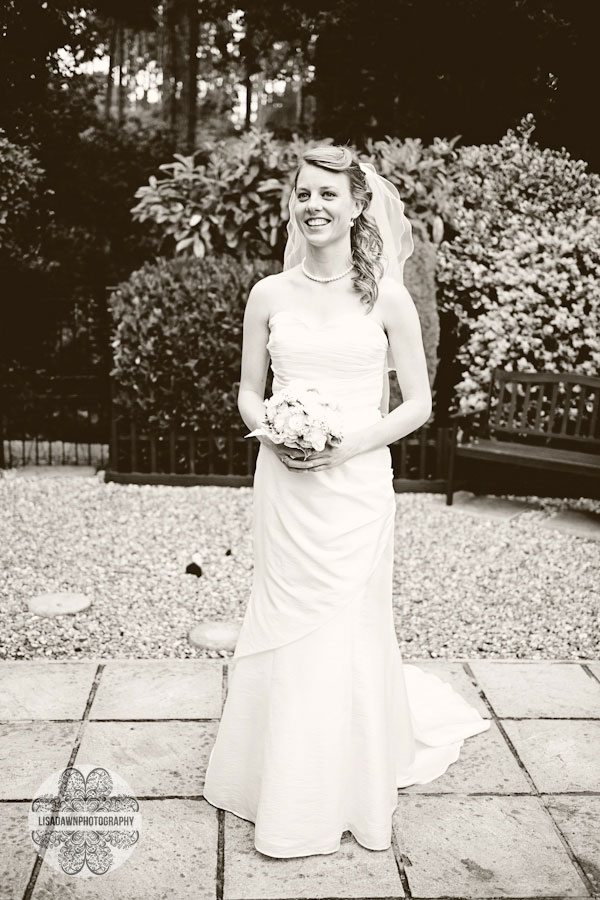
202;306;490;858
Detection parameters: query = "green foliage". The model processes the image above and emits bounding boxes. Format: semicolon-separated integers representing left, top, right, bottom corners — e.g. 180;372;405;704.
0;68;177;375
110;233;441;430
130;130;453;264
42;114;175;297
131;128;304;262
390;226;440;411
363;136;458;243
437;116;600;414
0;131;49;270
108;253;281;433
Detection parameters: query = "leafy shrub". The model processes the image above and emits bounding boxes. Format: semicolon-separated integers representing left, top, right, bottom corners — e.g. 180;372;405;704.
131;129;304;262
437;116;600;414
390;225;440;411
108;253;280;434
363;135;457;244
0;130;48;269
48;116;175;291
109;236;440;431
130;130;454;264
1;103;177;378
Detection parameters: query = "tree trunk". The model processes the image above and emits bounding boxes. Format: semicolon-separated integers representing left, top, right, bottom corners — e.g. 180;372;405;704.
245;72;252;130
128;29;137;112
186;0;199;152
296;63;304;126
162;0;179;132
117;22;125;125
139;32;148;109
255;71;265;129
158;7;167;121
168;0;179;135
105;18;116;120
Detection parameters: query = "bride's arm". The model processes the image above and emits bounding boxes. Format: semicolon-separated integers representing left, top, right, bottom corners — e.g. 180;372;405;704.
380;370;390;416
237;279;273;433
358;280;432;453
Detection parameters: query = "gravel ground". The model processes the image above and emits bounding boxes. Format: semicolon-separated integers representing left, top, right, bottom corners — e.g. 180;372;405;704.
1;469;598;661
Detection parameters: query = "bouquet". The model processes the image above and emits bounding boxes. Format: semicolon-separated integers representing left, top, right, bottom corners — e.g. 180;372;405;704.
244;380;344;460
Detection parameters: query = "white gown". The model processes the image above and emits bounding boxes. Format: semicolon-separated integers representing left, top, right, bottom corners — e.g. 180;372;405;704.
202;307;490;858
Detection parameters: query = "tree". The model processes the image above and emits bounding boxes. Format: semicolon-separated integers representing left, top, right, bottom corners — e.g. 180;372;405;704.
310;0;598;168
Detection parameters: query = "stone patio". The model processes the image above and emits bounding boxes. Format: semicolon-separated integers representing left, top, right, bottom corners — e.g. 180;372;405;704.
0;658;599;899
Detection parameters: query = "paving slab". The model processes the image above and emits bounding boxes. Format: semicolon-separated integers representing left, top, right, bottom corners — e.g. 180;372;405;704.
588;662;600;688
0;721;79;800
469;661;600;718
503;719;600;792
0;802;39;900
89;659;223;720
32;799;217;899
0;662;98;720
400;721;531;794
537;509;600;540
76;720;218;797
400;660;491;719
393;794;585;898
448;494;535;520
546;796;600;894
223;813;403;899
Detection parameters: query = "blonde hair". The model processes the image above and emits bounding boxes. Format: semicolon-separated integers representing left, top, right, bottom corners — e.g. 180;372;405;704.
293;145;385;310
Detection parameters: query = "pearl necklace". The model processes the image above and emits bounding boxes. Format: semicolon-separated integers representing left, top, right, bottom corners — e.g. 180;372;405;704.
301;256;354;283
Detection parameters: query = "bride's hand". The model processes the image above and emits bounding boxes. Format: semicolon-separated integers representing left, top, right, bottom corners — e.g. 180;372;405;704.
284;433;365;471
256;433;307;465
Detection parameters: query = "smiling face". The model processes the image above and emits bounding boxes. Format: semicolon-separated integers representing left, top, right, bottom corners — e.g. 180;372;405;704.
293;163;362;249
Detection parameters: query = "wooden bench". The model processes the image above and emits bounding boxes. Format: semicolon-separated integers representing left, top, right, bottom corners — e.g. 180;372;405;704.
445;369;600;505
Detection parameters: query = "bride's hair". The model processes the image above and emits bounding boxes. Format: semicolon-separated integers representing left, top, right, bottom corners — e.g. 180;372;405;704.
293;145;385;311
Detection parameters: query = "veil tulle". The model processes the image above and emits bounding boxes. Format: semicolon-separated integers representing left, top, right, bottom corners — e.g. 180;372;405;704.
283;160;414;372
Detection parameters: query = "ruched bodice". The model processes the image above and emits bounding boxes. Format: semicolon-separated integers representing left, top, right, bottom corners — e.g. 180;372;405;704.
267;309;389;429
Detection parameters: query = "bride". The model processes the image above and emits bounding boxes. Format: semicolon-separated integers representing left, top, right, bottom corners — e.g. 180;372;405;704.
202;145;490;859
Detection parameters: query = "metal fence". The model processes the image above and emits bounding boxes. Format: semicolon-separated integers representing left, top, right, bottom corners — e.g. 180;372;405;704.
0;374;110;469
106;409;453;491
1;372;455;493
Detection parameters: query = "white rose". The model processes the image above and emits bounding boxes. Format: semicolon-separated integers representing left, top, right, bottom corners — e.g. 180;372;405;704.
287;414;305;435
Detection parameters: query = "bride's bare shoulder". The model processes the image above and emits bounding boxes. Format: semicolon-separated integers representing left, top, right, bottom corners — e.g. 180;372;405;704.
245;267;299;320
247;267;299;303
251;267;298;294
377;274;412;299
376;276;414;312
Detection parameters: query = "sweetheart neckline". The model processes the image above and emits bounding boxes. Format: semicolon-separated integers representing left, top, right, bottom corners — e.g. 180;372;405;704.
269;308;387;337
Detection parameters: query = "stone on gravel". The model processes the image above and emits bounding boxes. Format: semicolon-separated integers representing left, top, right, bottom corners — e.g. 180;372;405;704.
28;592;92;617
189;621;241;651
1;475;598;661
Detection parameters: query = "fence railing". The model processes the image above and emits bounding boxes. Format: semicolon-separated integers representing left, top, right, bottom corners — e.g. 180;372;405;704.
0;374;454;492
0;370;457;492
0;374;110;469
106;411;454;491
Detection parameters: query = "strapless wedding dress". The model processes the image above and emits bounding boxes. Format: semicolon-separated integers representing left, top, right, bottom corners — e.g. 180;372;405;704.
202;307;490;858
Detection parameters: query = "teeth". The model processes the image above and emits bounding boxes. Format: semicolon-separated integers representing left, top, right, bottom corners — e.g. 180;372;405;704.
307;218;329;226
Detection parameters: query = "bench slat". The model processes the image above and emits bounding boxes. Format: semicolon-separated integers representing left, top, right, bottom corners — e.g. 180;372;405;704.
457;438;600;475
533;382;546;432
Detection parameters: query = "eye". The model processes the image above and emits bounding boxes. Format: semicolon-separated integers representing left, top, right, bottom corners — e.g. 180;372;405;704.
324;191;336;197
